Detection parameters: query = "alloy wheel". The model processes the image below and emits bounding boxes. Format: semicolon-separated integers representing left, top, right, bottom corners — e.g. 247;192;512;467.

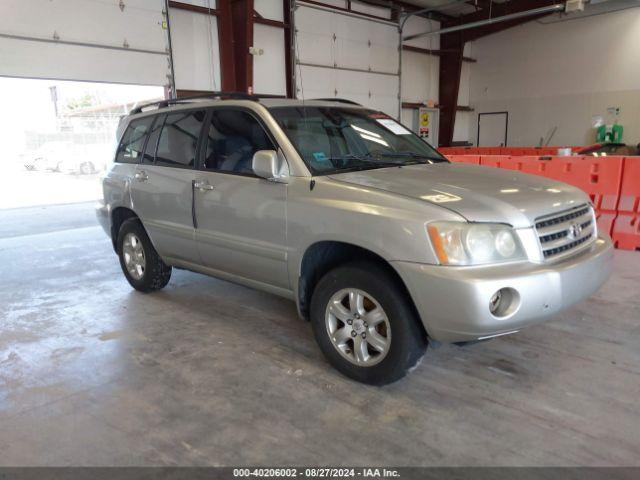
122;233;146;280
325;288;391;366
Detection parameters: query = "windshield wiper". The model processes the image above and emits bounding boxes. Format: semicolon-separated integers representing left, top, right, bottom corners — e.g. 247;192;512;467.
376;151;445;162
325;153;405;168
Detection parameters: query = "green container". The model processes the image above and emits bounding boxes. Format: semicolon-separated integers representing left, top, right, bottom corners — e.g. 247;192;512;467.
596;123;623;143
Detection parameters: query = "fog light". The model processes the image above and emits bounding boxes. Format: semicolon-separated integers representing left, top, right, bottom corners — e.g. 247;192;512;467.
489;288;520;318
489;290;502;314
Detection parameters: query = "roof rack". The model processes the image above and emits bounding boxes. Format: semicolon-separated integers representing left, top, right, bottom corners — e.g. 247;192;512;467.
312;98;362;106
129;91;287;115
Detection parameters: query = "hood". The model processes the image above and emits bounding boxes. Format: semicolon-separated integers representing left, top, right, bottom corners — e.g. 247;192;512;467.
328;163;589;228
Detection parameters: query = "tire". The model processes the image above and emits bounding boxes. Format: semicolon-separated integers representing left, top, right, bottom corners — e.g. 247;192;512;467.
117;218;172;292
310;261;427;385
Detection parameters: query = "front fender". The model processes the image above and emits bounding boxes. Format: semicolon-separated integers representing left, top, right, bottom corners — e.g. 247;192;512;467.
285;176;464;306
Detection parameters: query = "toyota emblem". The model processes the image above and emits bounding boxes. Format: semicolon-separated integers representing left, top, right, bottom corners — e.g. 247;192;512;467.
568;222;583;240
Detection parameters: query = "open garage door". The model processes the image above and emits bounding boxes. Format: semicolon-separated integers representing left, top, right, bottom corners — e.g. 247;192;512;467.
0;0;170;86
293;0;400;118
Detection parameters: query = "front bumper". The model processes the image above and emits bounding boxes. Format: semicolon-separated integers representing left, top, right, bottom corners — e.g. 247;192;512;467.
392;234;614;343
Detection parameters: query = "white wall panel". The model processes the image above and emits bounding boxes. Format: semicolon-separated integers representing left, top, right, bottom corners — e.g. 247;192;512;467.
351;1;391;19
401;50;438;103
296;65;398;118
170;9;221;91
468;6;640;145
401;108;413;127
402;16;440;50
295;7;334;65
365;73;400;117
294;2;399;117
253;24;287;95
0;38;168;86
255;0;284;21
177;0;217;7
297;65;335;99
0;0;168;85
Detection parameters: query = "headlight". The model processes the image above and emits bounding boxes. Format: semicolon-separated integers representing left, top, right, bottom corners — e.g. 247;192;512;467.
427;222;526;265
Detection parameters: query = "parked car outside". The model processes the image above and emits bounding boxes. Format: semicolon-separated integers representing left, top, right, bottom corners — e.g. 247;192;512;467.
57;143;112;174
24;141;111;174
23;141;72;172
96;97;613;384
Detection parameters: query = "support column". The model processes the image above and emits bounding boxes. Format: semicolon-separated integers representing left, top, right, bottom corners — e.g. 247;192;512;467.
438;32;464;147
230;0;254;92
217;0;237;91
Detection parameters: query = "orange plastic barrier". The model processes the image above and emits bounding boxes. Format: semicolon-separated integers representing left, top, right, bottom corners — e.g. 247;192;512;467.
479;155;513;168
516;156;623;235
475;155;622;235
442;152;634;244
540;156;622;235
446;155;481;164
438;146;579;156
612;157;640;250
443;153;637;246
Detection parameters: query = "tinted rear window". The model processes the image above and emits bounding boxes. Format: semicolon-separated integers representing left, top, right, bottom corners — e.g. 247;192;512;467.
156;110;206;168
142;115;164;164
115;116;154;164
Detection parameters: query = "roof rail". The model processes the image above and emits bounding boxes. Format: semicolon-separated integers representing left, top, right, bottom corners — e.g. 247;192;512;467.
129;91;287;115
312;98;362;106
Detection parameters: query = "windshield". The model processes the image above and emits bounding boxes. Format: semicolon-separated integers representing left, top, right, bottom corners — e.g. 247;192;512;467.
269;106;448;175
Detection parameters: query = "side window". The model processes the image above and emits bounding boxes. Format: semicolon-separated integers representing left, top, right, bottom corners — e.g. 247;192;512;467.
115;116;154;164
156;110;206;168
203;109;276;174
141;114;165;165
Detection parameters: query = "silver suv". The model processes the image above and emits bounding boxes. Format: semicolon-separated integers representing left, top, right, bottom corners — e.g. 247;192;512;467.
97;95;613;384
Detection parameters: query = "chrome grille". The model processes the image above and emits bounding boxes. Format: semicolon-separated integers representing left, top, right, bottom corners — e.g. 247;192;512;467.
535;204;596;261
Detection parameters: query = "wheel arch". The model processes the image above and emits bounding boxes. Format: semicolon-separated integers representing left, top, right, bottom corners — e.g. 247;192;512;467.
110;207;139;252
297;241;427;337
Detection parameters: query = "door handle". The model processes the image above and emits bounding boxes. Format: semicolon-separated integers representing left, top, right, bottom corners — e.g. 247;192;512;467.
194;180;214;191
134;171;148;182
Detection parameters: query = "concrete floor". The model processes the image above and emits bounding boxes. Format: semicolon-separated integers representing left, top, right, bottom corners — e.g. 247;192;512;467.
1;202;639;466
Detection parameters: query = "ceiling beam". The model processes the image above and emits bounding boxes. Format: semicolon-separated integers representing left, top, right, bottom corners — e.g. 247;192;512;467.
402;44;476;62
444;0;563;27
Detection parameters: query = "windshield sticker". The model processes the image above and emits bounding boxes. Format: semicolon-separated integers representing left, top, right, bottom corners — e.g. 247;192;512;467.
376;119;412;135
313;152;329;162
421;192;462;203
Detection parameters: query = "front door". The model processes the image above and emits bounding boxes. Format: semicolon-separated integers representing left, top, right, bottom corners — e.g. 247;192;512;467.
130;110;206;264
193;108;289;290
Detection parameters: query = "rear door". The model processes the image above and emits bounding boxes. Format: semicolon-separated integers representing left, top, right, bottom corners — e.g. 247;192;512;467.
193;107;289;289
131;109;206;264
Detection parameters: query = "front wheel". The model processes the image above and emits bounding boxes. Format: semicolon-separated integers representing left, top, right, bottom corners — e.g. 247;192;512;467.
117;218;172;292
310;262;427;385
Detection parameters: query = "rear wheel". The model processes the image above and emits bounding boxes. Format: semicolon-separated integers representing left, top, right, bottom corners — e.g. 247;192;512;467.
117;218;171;292
310;261;427;385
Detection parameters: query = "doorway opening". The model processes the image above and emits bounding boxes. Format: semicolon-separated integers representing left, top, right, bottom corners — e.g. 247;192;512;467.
0;77;164;210
477;111;509;147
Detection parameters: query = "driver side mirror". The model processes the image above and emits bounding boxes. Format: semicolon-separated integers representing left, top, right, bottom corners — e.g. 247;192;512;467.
252;150;289;183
